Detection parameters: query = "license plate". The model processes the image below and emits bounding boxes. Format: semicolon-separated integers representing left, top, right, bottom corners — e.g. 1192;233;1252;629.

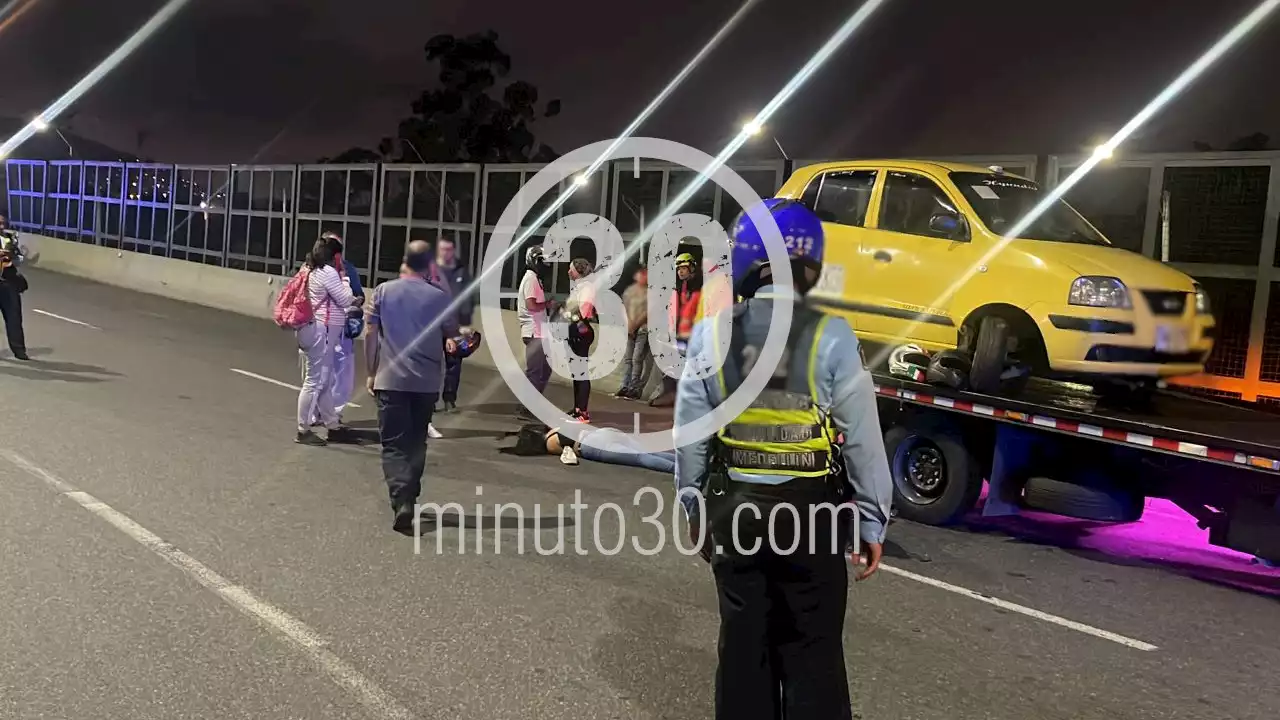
1155;326;1189;354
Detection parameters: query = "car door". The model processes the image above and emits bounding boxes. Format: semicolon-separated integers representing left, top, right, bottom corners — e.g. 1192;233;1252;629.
797;167;883;333
862;169;976;348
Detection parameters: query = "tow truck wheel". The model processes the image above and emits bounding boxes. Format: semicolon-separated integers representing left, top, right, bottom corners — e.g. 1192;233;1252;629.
970;316;1014;394
884;425;984;525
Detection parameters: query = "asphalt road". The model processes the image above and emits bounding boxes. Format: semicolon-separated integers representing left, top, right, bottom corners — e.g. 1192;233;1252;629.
1;268;1277;720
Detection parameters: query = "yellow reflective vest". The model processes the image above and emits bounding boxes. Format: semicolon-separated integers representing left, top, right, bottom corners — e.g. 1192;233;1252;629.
712;304;837;478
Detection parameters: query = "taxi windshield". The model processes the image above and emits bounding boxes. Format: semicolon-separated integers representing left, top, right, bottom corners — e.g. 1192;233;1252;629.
950;172;1109;246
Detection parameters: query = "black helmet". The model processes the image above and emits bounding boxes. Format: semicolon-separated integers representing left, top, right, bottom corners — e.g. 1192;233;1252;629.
525;244;545;268
927;350;972;391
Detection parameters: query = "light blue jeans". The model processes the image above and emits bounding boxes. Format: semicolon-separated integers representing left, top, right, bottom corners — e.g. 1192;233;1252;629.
578;428;675;473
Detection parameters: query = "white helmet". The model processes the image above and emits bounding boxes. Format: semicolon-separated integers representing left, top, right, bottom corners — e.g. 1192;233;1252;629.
888;344;931;382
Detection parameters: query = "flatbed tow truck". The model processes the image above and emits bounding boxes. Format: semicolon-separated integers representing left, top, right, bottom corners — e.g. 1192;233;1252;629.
871;373;1280;564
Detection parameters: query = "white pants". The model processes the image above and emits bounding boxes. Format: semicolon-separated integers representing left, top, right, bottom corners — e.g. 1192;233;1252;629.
300;334;356;423
297;321;344;432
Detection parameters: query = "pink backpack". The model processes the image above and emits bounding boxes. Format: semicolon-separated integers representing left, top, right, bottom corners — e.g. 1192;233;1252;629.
273;268;314;329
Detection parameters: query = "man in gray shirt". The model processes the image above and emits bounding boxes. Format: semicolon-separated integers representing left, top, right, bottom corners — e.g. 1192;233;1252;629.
365;240;458;532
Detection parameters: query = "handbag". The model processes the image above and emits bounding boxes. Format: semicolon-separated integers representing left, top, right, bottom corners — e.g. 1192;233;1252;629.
12;273;27;294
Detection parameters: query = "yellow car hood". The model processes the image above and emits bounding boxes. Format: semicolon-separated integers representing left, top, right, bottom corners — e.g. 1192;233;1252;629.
1030;242;1197;291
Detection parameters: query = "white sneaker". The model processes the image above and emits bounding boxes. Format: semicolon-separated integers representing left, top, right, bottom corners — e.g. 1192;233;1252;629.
428;423;444;439
560;445;579;466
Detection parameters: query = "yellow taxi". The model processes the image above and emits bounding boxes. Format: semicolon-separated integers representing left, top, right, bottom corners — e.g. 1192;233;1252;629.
774;160;1216;394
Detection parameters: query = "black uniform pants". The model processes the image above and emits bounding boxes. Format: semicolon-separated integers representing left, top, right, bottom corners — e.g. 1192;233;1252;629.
709;476;853;720
568;330;592;412
0;282;26;356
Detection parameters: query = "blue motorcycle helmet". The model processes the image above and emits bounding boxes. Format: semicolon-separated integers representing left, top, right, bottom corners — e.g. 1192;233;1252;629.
729;197;825;298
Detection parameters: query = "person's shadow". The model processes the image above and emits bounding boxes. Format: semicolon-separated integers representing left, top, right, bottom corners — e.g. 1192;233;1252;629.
0;348;121;383
592;594;716;718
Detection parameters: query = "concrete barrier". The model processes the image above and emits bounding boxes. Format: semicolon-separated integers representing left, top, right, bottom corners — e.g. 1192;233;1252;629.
23;233;284;320
21;233;657;395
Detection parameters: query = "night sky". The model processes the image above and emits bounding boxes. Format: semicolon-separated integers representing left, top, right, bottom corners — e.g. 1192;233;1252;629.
3;0;1278;163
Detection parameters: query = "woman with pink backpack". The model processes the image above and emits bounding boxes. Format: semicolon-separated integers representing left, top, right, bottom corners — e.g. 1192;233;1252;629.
276;236;361;446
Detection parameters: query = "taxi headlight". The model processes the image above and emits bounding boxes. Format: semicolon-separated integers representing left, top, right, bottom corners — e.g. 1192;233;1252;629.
1069;276;1131;309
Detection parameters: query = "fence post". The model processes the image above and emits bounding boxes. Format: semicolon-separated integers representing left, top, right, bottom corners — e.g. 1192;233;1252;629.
1242;160;1280;401
289;164;302;273
164;164;177;257
76;161;86;242
370;163;383;285
221;165;233;268
39;160;49;233
469;164;484;280
1140;162;1166;260
117;163;128;249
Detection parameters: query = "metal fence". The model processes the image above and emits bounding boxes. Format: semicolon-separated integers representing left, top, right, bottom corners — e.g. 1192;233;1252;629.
6;152;1280;402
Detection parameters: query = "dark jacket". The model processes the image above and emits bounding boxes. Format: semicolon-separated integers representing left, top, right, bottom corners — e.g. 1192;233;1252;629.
429;261;474;326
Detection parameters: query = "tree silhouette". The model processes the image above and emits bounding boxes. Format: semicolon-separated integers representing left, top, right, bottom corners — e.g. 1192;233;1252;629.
322;31;560;165
1192;132;1273;152
319;147;383;163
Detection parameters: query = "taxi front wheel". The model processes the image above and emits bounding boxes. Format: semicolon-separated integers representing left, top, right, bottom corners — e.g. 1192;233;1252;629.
970;316;1014;394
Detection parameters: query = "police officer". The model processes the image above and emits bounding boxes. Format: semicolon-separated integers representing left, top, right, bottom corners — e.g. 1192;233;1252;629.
674;198;893;720
0;215;29;361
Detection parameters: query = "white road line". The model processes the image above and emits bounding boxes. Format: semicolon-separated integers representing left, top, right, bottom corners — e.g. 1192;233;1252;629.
32;308;101;330
230;368;361;408
878;563;1159;652
0;448;415;720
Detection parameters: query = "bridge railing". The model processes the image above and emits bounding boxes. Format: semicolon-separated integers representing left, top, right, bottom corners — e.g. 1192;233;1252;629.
6;153;1280;402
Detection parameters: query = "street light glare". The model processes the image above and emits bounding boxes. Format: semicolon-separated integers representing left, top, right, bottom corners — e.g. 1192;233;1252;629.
31;117;47;131
1093;144;1114;160
574;174;589;187
743;120;763;136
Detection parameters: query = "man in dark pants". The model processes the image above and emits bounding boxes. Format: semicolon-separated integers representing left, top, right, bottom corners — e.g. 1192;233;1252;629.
365;240;458;533
429;236;473;412
0;217;29;360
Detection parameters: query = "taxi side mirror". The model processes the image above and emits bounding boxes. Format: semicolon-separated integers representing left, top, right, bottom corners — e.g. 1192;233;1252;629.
929;213;968;241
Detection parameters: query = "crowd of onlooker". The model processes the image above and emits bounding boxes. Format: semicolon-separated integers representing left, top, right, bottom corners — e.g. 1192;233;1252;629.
280;232;716;530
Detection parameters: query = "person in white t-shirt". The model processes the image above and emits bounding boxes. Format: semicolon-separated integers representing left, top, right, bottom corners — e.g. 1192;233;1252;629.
518;245;552;411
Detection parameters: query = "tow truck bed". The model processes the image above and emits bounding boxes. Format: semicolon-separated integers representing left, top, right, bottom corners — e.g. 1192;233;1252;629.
870;373;1280;562
871;374;1280;475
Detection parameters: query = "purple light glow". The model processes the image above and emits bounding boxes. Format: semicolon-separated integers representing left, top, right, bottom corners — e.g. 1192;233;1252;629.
967;495;1279;596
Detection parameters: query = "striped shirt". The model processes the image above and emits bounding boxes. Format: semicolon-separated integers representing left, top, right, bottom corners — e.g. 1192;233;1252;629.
307;264;355;327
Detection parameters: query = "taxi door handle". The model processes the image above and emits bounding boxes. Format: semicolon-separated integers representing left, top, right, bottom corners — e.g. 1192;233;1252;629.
873;250;892;263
